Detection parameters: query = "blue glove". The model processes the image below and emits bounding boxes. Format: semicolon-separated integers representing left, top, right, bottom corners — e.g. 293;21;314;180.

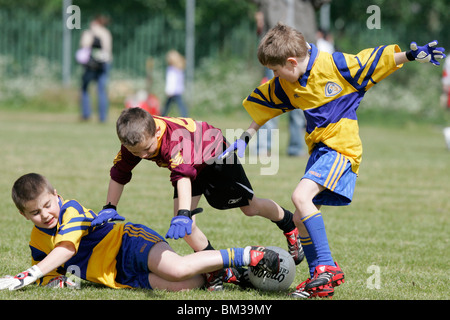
219;131;253;160
219;138;248;160
165;215;192;240
407;40;446;66
91;204;125;227
165;208;203;240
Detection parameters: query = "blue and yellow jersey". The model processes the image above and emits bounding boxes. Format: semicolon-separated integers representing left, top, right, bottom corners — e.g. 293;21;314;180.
243;43;403;173
29;197;130;289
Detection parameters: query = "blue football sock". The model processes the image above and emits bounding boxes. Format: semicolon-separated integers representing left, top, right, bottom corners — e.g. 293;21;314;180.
301;211;335;267
219;247;245;268
300;236;318;278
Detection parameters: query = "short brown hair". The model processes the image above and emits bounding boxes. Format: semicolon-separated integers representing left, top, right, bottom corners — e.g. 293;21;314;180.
12;173;54;212
257;22;308;66
116;108;157;147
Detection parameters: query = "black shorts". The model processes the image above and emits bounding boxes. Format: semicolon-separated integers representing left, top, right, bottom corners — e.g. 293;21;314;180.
173;153;254;210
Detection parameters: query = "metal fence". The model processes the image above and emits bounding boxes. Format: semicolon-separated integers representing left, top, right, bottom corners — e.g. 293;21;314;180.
1;8;448;81
0;9;63;76
0;8;259;81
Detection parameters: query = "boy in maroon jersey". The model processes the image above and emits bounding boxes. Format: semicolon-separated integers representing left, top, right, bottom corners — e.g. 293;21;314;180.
92;107;302;290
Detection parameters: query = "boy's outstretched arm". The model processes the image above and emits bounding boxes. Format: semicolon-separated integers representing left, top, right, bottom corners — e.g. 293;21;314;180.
165;177;198;240
91;179;126;227
0;242;75;291
165;178;204;240
219;121;261;159
396;40;446;66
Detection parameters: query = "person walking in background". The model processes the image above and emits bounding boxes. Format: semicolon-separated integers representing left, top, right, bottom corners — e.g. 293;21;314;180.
316;28;335;54
78;15;113;123
161;50;188;118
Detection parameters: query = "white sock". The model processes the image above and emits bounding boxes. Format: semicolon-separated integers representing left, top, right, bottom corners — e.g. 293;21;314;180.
243;246;251;265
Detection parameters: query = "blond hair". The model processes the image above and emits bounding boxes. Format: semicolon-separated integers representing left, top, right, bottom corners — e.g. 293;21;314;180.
166;50;186;70
257;22;308;66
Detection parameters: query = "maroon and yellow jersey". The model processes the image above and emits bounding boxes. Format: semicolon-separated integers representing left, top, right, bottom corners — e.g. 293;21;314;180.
110;116;224;186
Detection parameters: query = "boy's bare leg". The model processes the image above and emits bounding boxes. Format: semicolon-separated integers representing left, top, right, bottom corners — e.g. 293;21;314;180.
147;241;223;291
241;197;305;265
148;242;224;279
291;178;325;221
147;243;205;291
184;216;210;251
291;178;325;243
240;197;284;221
148;272;205;291
147;242;280;291
290;178;344;298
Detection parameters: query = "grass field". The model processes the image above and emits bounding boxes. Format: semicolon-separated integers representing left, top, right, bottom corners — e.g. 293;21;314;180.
0;109;448;302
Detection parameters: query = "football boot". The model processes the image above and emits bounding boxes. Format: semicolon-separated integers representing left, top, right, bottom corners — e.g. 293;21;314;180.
304;262;345;292
290;278;334;299
248;246;280;274
284;228;305;265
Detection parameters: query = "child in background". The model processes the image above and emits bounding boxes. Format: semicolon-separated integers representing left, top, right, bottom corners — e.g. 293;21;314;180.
161;50;188;117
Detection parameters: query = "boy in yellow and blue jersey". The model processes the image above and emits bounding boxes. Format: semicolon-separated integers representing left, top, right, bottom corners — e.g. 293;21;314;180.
0;173;279;291
220;23;445;298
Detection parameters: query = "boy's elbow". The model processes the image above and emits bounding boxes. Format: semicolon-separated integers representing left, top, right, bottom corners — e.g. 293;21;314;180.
57;241;77;258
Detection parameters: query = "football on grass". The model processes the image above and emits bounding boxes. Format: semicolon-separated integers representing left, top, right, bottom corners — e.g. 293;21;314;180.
249;246;296;291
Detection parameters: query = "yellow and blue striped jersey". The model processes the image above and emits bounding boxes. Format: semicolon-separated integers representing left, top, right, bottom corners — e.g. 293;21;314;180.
243;43;403;173
29;197;129;288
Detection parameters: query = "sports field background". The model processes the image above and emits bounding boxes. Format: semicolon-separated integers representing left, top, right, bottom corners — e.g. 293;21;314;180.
0;0;449;301
0;103;448;300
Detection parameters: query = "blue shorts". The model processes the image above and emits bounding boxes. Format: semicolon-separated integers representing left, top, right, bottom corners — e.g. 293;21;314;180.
303;143;357;206
115;223;166;289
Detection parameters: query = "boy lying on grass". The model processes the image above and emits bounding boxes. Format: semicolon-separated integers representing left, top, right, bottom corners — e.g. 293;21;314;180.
0;173;279;291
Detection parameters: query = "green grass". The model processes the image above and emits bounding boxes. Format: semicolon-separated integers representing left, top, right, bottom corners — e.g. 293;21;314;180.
0;109;448;301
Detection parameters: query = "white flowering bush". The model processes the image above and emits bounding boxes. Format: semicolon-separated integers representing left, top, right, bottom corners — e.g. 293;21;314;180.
0;55;60;101
0;53;446;125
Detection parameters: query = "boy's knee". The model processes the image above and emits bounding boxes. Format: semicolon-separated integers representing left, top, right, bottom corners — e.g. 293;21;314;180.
291;188;308;206
240;205;256;217
166;264;190;281
292;210;303;224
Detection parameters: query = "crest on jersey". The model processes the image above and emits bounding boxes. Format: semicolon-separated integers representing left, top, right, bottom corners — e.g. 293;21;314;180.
324;81;342;97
